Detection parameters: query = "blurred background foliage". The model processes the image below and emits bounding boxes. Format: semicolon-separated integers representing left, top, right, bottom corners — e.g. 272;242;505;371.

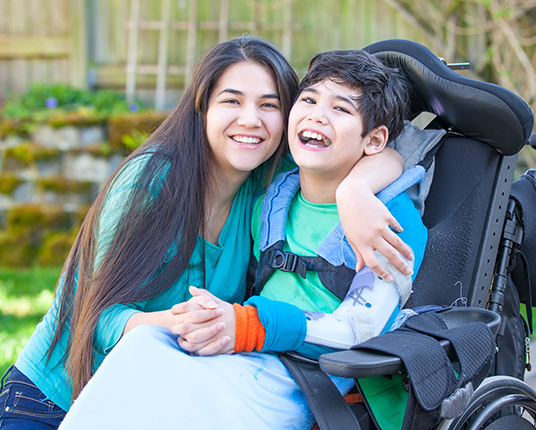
390;0;536;173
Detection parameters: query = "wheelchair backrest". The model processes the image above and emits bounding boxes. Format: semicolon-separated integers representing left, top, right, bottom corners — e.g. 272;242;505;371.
364;40;534;309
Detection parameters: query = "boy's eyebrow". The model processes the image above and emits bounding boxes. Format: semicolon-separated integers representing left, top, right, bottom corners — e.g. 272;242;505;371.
217;88;280;99
334;94;359;111
301;86;359;111
301;87;318;95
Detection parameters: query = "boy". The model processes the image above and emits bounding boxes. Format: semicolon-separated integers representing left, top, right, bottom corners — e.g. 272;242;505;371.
178;49;427;358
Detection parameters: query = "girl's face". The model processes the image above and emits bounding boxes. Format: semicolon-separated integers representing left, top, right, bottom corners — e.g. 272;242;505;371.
205;62;284;182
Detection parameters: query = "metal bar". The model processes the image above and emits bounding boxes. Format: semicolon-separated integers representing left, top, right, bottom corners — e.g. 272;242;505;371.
470;154;518;308
447;62;471;71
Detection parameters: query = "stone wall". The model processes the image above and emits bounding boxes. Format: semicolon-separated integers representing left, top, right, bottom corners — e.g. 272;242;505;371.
1;124;123;212
0;112;167;266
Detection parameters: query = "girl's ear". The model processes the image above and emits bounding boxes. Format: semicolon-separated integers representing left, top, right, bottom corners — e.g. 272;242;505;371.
364;125;389;156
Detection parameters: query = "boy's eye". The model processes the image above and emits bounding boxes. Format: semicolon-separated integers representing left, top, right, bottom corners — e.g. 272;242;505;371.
335;106;350;114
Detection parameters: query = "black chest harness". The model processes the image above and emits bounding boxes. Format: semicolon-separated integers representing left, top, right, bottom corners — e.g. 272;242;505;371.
251;167;425;300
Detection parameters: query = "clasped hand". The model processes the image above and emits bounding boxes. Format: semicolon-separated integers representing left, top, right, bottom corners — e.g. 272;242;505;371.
170;286;236;356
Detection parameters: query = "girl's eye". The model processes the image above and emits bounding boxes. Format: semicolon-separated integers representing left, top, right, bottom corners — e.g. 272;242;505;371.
302;97;315;104
262;102;280;109
223;99;239;105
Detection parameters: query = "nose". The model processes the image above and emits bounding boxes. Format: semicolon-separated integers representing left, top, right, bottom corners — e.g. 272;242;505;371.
307;104;328;125
237;104;262;128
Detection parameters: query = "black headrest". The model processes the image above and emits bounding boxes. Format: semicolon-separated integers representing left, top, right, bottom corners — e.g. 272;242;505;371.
364;39;534;155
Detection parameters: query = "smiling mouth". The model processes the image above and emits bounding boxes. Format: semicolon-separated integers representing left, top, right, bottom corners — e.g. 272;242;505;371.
232;135;262;145
299;130;332;148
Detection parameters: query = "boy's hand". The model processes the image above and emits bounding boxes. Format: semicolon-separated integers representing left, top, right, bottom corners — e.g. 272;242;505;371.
337;182;414;281
336;147;414;280
171;287;236;356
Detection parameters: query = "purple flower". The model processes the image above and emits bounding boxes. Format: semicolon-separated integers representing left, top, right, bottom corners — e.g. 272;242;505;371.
128;103;140;113
45;97;58;109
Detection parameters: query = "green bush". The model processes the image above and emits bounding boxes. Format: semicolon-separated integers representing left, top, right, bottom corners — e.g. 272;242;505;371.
0;231;37;267
7;204;45;234
0;173;20;195
37;231;77;266
108;111;168;151
37;176;91;195
4;142;58;164
1;83;145;127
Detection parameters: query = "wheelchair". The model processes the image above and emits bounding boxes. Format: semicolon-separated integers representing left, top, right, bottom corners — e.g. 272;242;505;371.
285;39;536;430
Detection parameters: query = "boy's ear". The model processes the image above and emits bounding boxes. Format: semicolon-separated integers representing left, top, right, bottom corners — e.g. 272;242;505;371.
364;125;389;155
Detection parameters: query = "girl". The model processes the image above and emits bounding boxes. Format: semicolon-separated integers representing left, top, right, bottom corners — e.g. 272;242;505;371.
0;36;409;430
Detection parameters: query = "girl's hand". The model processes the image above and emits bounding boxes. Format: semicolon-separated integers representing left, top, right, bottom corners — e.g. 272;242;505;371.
171;287;236;356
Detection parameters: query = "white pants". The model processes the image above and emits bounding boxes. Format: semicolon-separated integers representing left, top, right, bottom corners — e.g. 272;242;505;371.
59;324;354;430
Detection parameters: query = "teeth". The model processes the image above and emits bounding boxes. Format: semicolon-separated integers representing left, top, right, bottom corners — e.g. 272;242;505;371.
233;135;261;144
304;140;333;148
301;130;324;141
299;130;333;148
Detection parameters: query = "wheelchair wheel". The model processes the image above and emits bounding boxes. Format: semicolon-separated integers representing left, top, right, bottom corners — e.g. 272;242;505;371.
436;376;536;430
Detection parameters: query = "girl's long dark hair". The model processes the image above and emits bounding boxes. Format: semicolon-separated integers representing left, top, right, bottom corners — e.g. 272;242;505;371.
49;36;299;400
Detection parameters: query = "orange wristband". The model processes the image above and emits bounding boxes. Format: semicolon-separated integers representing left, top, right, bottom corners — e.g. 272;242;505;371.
233;304;248;352
233;304;266;353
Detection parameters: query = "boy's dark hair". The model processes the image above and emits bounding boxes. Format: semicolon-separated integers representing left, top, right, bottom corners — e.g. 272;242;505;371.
300;49;410;142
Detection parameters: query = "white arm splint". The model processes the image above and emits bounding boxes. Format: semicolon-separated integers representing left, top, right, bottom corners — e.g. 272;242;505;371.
304;253;414;349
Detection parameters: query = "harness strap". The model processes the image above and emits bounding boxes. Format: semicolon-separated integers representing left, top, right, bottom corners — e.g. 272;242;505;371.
279;353;362;430
510;169;536;333
253;241;355;300
260;166;426;268
356;330;455;430
353;311;495;430
255;165;426;299
404;312;495;391
511;249;532;332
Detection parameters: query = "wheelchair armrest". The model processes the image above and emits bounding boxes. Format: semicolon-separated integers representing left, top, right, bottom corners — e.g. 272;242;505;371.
318;307;501;379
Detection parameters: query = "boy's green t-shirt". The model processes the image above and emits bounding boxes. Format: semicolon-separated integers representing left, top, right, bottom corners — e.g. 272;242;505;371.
253;191;342;313
251;187;428;315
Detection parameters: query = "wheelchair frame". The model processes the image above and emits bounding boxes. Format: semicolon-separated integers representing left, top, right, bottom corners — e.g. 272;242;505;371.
313;39;536;430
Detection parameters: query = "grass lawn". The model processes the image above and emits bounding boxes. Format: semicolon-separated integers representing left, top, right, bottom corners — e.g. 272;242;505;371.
0;266;61;377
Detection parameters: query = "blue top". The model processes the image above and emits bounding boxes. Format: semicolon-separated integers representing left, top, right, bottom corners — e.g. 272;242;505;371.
15;154;260;411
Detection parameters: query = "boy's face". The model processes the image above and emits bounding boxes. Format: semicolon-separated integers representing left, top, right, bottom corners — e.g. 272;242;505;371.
288;79;372;182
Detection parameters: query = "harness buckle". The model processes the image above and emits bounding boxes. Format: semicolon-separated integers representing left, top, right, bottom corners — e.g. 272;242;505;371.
269;250;306;278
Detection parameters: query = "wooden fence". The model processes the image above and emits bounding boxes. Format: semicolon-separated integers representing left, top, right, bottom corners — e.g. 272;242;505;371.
0;0;86;97
0;0;451;109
